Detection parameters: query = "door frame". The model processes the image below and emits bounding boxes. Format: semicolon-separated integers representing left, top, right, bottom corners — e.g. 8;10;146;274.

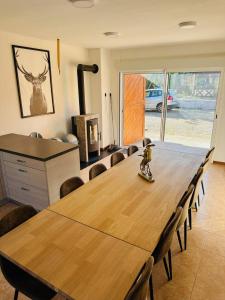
119;67;224;148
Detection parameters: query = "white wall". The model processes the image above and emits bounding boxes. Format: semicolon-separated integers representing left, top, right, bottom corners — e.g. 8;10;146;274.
111;40;225;162
100;49;113;147
0;30;90;138
88;48;113;148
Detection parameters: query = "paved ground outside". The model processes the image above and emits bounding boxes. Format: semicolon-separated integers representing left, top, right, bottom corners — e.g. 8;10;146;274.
145;108;215;148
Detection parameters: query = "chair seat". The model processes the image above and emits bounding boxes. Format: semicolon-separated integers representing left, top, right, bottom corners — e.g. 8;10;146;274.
1;257;56;300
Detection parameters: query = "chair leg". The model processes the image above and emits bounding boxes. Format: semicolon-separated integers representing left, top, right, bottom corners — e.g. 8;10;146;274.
201;180;205;195
14;290;19;300
163;256;170;281
184;219;187;250
176;230;183;251
198;195;200;207
188;208;192;230
168;249;172;280
195;202;198;212
149;274;154;300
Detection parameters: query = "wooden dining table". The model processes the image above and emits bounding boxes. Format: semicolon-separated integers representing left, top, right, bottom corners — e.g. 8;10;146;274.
0;145;206;300
49;147;205;252
0;210;149;300
153;141;208;156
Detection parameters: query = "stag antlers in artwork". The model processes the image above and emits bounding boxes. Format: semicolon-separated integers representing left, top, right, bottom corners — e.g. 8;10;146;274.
15;50;49;115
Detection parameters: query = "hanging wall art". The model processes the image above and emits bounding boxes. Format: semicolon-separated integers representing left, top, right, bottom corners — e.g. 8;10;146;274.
12;45;55;118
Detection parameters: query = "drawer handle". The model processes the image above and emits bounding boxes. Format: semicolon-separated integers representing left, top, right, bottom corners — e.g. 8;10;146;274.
21;187;30;192
18;169;27;173
17;160;26;163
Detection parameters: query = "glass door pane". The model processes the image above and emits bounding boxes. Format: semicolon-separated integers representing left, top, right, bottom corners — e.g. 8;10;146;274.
143;72;166;141
164;72;220;148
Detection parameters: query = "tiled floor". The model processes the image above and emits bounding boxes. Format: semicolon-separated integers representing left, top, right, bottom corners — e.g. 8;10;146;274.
0;159;224;300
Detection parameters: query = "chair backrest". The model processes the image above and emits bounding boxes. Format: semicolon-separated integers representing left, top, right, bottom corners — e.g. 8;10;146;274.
60;177;84;198
29;132;43;139
201;157;210;172
89;163;107;180
189;167;204;207
124;256;154;300
0;205;37;237
128;145;139;156
205;146;215;160
189;166;204;186
152;207;182;263
143;138;152;147
110;152;125;167
177;184;194;229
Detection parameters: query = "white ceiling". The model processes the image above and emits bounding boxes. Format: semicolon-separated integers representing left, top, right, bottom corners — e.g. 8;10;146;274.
1;0;225;49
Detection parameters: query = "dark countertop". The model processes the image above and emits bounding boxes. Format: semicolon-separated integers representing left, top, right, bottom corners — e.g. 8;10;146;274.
0;134;78;162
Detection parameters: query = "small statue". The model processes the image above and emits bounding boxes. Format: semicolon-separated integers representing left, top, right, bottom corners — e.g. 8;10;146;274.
138;143;155;182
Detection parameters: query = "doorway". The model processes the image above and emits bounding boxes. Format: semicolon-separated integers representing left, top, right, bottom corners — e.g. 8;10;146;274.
121;71;220;148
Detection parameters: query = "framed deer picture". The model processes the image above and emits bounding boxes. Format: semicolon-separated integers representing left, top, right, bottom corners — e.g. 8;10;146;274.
12;45;55;118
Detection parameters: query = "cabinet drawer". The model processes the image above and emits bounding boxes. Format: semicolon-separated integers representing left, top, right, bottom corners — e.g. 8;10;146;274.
2;152;45;171
4;161;47;190
7;181;49;211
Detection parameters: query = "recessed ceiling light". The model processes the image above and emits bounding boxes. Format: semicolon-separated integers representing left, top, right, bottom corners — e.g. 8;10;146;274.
103;32;120;37
179;21;197;29
68;0;95;8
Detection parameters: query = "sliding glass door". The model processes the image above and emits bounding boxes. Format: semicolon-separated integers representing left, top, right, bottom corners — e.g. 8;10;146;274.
122;71;220;148
164;72;220;148
144;72;165;141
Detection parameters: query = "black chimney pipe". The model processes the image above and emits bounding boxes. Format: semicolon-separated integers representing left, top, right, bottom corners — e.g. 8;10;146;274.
77;64;99;115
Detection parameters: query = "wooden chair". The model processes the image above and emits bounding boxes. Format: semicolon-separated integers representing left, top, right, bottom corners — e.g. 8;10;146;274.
60;176;84;198
127;145;139;156
143;138;152;147
110;152;125;167
89;163;107;180
0;205;56;300
125;257;154;300
199;147;215;196
29;132;43;138
176;184;194;251
152;207;182;281
200;157;209;196
188;167;204;229
205;146;215;160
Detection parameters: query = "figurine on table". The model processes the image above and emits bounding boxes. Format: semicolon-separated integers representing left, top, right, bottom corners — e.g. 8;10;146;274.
139;143;155;182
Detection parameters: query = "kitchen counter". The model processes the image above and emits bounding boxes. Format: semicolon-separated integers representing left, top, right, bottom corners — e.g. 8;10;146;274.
0;133;78;161
0;134;80;209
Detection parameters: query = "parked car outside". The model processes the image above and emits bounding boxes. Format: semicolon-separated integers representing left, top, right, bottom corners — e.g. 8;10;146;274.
145;89;180;112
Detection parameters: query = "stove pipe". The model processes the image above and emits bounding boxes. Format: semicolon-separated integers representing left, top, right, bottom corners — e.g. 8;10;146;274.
77;64;99;115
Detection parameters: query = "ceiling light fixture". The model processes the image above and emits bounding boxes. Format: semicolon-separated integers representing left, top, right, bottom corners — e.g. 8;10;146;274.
68;0;95;8
179;21;197;29
103;32;120;37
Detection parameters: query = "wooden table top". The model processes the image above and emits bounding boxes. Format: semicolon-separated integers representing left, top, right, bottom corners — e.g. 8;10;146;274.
0;210;149;300
49;148;205;252
0;134;78;161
